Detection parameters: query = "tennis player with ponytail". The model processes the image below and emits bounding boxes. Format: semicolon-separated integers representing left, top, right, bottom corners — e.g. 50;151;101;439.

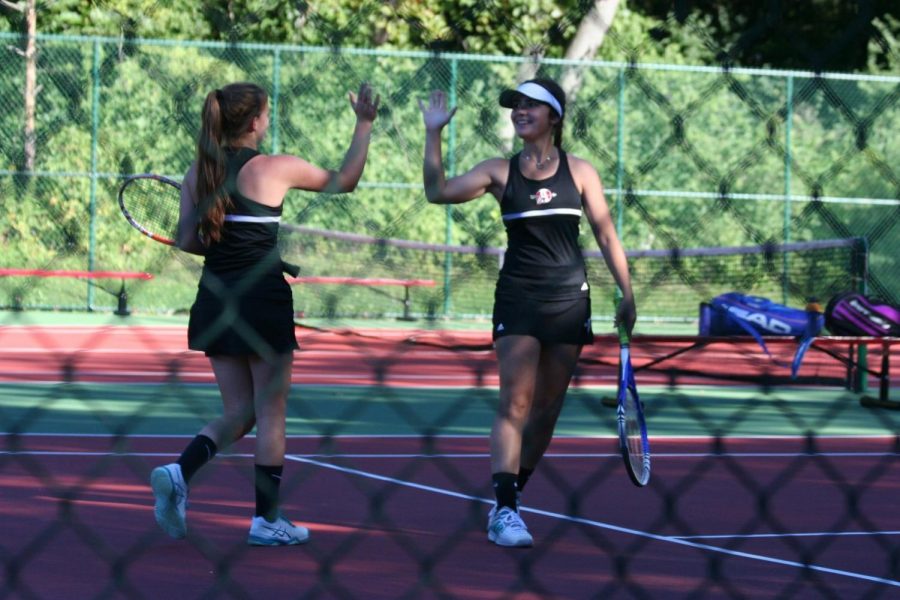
420;78;635;547
151;81;379;545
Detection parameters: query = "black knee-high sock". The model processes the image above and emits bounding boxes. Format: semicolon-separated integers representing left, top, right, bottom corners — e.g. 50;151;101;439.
255;464;284;521
516;467;534;493
177;434;218;483
492;472;518;511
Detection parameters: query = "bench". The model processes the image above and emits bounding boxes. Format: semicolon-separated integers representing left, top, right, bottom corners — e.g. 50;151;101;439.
620;334;899;409
0;268;154;315
287;276;436;321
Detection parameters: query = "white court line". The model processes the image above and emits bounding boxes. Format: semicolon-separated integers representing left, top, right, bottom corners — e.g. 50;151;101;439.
3;432;896;438
288;454;900;589
676;531;900;540
5;450;900;460
0;371;514;383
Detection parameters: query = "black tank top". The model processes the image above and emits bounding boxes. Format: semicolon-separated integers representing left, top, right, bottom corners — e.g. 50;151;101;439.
496;151;589;300
201;147;286;295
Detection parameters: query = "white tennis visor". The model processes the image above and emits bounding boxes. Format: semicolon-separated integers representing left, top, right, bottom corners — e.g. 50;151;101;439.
499;82;563;117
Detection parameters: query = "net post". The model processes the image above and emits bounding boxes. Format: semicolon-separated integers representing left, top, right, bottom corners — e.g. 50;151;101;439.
398;284;415;322
115;280;130;317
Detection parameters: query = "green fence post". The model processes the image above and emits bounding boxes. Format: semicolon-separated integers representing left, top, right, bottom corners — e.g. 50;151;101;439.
612;67;627;309
443;57;458;317
615;67;626;236
782;74;794;305
271;47;281;154
87;39;101;310
855;237;870;393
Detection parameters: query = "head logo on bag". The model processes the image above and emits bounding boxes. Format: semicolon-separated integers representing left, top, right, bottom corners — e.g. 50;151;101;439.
721;305;794;335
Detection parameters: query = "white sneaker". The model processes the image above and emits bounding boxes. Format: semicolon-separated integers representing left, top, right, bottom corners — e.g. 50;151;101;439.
247;514;310;546
486;492;521;532
150;463;188;539
487;507;533;547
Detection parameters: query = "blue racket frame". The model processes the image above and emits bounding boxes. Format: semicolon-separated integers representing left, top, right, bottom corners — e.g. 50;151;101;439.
617;334;651;487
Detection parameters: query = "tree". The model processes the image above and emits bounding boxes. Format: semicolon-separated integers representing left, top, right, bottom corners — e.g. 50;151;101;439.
633;0;900;72
2;0;36;171
561;0;621;102
496;0;621;151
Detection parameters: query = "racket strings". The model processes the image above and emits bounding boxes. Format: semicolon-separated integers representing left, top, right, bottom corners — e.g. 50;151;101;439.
122;177;180;240
624;390;646;464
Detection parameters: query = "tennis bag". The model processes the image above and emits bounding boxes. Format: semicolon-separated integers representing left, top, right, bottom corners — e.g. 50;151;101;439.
699;292;823;378
824;292;900;337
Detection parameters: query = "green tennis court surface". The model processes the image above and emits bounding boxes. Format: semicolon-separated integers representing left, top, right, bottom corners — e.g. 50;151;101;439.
2;382;894;437
0;308;703;334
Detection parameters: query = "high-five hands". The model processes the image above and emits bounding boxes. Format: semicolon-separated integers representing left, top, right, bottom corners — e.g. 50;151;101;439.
349;82;380;123
418;90;457;131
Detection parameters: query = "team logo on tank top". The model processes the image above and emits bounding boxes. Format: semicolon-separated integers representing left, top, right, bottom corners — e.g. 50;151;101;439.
531;188;557;205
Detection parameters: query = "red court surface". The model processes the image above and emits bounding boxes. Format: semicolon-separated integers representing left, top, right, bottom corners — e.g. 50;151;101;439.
0;324;897;390
1;323;899;598
3;434;900;599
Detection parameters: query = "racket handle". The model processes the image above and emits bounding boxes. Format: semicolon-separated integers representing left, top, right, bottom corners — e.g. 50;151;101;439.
614;295;630;345
281;261;301;277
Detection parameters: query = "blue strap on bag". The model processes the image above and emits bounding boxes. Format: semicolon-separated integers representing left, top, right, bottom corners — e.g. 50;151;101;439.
699;293;824;379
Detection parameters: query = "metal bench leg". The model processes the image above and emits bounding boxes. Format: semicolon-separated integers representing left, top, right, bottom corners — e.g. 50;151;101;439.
860;342;898;410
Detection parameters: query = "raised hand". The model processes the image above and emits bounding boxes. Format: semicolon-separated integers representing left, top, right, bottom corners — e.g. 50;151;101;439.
348;82;380;123
418;90;457;131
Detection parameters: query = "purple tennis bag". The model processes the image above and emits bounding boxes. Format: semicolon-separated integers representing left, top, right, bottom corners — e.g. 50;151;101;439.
825;292;900;337
699;292;823;378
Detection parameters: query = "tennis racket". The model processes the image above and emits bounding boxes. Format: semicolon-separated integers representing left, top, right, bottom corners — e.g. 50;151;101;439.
118;174;182;246
615;298;651;487
117;173;301;277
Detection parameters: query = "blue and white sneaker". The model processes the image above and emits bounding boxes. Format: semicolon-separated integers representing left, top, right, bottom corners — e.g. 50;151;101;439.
150;463;188;539
487;507;533;547
247;514;310;546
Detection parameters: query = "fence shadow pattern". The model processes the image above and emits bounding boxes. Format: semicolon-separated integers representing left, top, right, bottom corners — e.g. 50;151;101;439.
1;10;899;599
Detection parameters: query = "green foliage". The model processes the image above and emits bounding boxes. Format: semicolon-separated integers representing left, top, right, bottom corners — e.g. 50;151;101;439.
632;0;900;72
868;14;900;73
1;2;898;314
1;1;898;76
1;35;897;317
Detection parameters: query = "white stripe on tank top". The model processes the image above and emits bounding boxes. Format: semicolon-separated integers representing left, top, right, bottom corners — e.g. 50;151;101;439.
501;208;582;221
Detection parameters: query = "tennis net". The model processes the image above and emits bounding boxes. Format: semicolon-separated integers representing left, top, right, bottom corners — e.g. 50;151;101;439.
279;226;867;322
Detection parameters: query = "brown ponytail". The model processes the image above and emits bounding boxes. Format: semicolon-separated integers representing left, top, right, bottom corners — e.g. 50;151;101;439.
553;122;564;149
194;83;268;244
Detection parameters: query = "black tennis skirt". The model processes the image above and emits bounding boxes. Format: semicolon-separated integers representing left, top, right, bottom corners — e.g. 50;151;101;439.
188;283;298;357
492;294;594;345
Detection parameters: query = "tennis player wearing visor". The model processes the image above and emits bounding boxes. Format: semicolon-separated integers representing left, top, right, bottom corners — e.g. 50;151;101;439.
420;77;636;547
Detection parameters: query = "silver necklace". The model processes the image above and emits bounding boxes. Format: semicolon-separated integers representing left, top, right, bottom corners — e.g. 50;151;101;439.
522;151;556;170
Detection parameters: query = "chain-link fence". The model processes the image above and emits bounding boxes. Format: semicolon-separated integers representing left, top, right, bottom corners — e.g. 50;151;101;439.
1;29;899;600
0;33;897;317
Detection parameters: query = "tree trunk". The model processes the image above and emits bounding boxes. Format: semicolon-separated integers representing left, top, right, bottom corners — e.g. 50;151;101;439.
498;1;619;153
24;0;36;171
561;0;620;103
